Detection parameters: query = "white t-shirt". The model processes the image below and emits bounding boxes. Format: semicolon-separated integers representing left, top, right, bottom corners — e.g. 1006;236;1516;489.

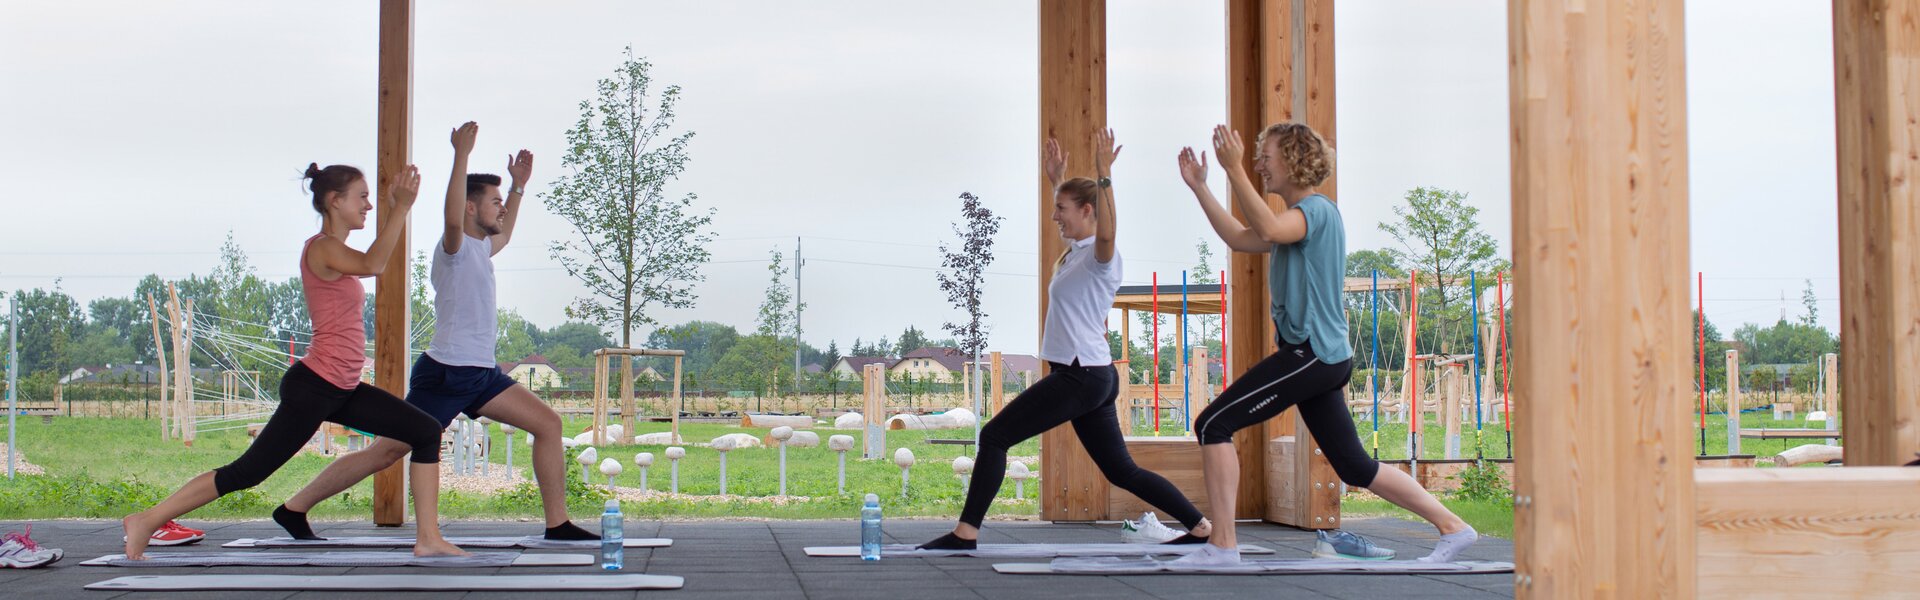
1039;236;1120;366
425;234;498;367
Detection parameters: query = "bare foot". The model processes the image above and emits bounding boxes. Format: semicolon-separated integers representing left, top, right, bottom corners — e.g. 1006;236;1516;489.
413;537;469;558
1189;519;1213;538
122;513;160;560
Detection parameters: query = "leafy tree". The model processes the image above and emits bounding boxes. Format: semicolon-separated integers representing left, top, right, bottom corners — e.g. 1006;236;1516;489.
823;340;842;370
1733;320;1835;366
496;308;538;364
10;286;83;376
1379;187;1504;353
895;327;931;357
1798;279;1820;328
543;322;614;355
754;250;802;391
1693;310;1733;391
547;46;715;347
646;320;740;379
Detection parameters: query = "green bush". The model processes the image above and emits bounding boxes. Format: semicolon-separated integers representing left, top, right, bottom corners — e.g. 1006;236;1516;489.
1450;461;1511;502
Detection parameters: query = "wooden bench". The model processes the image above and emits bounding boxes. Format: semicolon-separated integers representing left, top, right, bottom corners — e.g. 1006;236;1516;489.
1738;428;1839;440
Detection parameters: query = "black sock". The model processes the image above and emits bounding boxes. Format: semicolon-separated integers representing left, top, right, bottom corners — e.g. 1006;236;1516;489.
917;532;977;551
273;505;324;541
545;520;601;541
1164;533;1210;545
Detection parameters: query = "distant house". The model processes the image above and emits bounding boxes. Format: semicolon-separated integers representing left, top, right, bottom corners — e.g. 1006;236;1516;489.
803;363;825;375
830;356;892;377
500;354;565;389
890;347;970;383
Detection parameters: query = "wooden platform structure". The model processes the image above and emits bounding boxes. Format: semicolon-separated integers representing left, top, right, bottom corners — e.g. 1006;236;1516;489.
354;2;1920;596
1737;428;1841;440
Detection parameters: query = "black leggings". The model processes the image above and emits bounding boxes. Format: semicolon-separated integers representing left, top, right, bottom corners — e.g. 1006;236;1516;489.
1193;341;1378;488
212;361;442;495
959;361;1205;529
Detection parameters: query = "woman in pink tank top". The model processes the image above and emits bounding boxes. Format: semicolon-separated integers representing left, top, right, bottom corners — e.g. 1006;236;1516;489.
122;163;468;560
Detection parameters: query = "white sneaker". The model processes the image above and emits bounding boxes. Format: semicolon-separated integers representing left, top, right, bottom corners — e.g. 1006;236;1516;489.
1166;543;1241;568
1119;512;1183;544
0;527;61;568
1417;526;1480;563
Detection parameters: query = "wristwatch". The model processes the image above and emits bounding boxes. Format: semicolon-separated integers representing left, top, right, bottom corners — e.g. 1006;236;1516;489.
1097;177;1112;189
510;186;526;196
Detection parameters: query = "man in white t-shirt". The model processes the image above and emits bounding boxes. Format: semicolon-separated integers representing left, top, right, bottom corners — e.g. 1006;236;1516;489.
272;122;598;541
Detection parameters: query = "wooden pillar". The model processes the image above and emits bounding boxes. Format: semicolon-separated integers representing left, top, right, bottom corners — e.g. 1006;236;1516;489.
671;355;683;442
592;352;609;446
620;355;635;444
1508;0;1695;596
147;294;170;442
1725;349;1740;454
1229;0;1337;528
989;351;1004;417
1835;0;1920;466
862;363;885;460
370;0;414;527
1038;0;1109;522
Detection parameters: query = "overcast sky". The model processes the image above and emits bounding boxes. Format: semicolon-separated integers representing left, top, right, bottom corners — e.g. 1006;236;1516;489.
1;1;1839;356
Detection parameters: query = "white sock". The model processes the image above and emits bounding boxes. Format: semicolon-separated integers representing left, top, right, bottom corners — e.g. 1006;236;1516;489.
1418;526;1479;563
1167;543;1241;567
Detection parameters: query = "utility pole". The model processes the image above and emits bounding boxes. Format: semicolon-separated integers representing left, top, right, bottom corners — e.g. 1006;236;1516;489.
794;236;804;395
7;296;18;479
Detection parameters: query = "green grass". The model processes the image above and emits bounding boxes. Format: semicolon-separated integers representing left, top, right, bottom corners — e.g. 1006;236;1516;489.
0;416;1038;522
1342;494;1515;540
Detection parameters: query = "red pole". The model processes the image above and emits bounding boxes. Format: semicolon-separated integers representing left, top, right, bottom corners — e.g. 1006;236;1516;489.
1498;273;1510;430
1152;272;1160;435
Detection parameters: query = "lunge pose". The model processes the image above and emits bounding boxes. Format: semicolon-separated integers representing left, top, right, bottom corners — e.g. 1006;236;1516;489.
273;122;598;541
920;131;1213;550
1170;124;1477;566
122;163;461;559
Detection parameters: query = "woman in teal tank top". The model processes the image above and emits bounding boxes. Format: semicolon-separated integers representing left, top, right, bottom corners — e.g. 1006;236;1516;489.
1165;123;1477;567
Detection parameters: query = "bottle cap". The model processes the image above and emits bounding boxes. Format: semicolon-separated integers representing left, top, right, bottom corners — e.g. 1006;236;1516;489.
605;499;620;512
863;493;879;506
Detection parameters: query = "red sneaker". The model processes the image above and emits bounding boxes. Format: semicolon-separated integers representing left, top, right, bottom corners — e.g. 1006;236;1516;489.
164;521;205;536
144;522;204;546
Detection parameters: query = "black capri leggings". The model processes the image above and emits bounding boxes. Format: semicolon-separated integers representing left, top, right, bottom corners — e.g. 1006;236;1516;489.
958;361;1205;529
212;361;442;495
1193;340;1379;488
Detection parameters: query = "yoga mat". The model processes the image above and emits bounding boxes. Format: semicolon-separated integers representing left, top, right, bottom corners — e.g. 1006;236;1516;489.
995;557;1515;575
804;543;1277;558
85;574;683;591
81;551;592;568
223;536;671;549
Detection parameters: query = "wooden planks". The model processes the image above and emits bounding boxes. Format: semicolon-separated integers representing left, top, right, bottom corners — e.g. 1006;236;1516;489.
1106;438;1208;519
1226;0;1338;528
371;0;414;526
1508;0;1695;596
1834;0;1920;467
1697;468;1920;597
1037;0;1110;522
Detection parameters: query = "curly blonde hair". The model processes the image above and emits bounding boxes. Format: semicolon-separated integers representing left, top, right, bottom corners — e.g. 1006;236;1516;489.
1257;122;1334;188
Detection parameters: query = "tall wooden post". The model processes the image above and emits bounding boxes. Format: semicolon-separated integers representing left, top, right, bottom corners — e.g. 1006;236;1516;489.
1228;0;1338;527
1835;0;1920;467
862;363;885;460
1509;1;1695;596
620;355;636;444
988;351;1004;417
592;352;610;446
1724;349;1741;453
147;294;170;441
671;355;683;442
370;0;414;527
1038;0;1109;521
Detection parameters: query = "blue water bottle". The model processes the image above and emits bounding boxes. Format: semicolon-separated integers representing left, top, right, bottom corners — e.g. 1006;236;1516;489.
601;499;624;571
860;493;883;561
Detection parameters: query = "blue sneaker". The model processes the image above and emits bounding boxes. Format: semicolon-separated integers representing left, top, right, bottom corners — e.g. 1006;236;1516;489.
1313;529;1395;560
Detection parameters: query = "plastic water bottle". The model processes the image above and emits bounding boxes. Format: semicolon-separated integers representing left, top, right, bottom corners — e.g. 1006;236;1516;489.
860;493;883;561
601;499;624;570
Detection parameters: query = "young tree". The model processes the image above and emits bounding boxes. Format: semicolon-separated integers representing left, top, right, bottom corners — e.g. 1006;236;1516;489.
547;46;715;347
1379;187;1504;353
754;250;803;391
937;192;1003;361
1798;279;1820;328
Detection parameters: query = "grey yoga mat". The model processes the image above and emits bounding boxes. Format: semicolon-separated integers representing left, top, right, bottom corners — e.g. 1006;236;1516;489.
994;557;1516;575
85;574;684;591
804;543;1277;558
223;536;672;549
81;551;593;568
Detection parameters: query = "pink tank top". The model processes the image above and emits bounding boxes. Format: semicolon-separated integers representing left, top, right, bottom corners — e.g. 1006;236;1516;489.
299;234;367;389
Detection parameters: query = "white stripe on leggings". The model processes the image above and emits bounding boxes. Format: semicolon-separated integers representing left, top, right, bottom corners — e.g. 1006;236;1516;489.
1196;358;1317;441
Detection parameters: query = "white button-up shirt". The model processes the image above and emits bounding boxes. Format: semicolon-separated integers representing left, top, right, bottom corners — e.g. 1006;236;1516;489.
1039;236;1121;366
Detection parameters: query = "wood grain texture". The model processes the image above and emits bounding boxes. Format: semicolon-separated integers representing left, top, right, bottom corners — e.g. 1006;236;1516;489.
1508;0;1695;596
1835;0;1920;467
1697;468;1920;598
370;0;413;527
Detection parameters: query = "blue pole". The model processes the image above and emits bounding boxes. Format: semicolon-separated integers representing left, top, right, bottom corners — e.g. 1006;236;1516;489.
1370;270;1380;459
1167;271;1182;430
1470;271;1484;460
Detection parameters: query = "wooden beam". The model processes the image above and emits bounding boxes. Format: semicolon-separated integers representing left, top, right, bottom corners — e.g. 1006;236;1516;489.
370;0;413;527
1697;468;1920;597
1508;1;1695;596
1835;0;1920;467
1038;0;1109;522
1227;0;1338;528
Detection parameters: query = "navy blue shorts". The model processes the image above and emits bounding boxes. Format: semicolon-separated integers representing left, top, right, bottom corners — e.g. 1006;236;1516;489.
407;353;518;427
